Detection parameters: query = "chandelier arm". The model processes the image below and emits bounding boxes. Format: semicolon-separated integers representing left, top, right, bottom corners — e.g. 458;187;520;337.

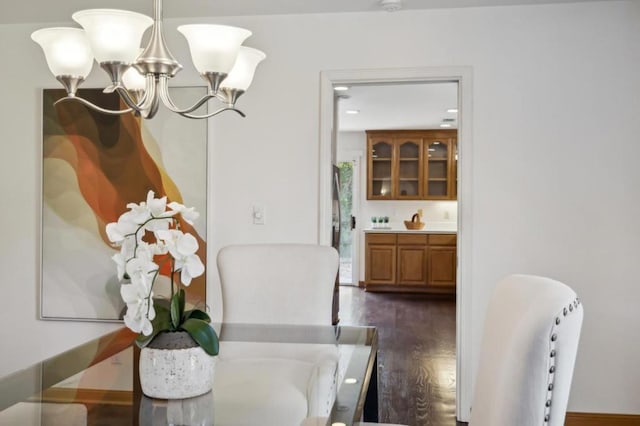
141;92;161;119
179;107;246;120
53;96;134;115
158;76;215;114
113;86;144;112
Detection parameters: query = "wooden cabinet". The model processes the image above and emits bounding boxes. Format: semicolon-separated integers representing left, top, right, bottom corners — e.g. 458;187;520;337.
364;233;397;284
396;138;423;200
397;234;428;285
366;130;457;200
427;234;457;288
365;232;456;294
368;137;394;199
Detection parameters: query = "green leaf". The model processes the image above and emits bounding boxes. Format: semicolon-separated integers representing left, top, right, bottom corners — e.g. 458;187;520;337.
178;289;185;315
170;293;181;330
183;308;211;323
169;289;186;330
180;318;219;356
136;305;171;348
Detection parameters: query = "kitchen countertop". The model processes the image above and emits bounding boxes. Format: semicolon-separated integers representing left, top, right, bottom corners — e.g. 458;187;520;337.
364;223;457;234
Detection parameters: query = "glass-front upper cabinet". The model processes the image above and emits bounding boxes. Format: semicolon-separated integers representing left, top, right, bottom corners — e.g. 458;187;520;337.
366;130;457;200
425;139;451;199
452;139;458;199
368;138;394;199
396;139;422;199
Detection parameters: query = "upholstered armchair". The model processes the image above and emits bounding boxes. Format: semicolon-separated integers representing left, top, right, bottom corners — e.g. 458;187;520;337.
214;244;340;425
469;274;584;426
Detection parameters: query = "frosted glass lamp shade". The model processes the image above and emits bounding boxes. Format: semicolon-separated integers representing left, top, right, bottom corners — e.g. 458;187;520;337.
72;9;152;64
31;28;94;78
123;67;146;91
177;24;251;74
221;47;266;91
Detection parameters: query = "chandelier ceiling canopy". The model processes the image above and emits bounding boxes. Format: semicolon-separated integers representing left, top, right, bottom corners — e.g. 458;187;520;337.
31;0;266;119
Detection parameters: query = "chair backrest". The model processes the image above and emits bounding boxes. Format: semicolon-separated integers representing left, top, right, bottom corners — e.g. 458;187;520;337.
216;244;339;325
470;274;583;426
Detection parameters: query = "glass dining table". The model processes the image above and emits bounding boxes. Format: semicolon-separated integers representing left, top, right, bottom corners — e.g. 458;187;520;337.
0;323;378;426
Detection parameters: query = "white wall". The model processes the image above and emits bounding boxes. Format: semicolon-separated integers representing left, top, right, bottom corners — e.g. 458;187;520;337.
1;0;640;416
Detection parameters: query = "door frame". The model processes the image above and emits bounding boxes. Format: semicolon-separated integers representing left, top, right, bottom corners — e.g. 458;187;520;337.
318;66;474;421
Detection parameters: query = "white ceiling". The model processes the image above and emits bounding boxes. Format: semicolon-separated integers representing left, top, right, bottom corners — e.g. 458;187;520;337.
337;82;458;132
0;0;613;24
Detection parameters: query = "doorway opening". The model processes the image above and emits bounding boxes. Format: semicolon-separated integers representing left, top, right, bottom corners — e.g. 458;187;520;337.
318;67;473;422
337;155;361;285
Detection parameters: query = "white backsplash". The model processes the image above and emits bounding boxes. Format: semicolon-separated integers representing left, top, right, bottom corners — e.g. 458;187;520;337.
361;200;458;230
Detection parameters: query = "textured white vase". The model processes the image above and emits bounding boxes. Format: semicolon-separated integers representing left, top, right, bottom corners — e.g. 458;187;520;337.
139;332;215;399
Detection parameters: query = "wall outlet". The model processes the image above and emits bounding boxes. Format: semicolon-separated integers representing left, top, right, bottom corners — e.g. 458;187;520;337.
444;211;450;220
253;205;266;225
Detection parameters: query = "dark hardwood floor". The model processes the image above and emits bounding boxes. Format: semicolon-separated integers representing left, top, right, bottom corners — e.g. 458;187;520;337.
339;286;466;426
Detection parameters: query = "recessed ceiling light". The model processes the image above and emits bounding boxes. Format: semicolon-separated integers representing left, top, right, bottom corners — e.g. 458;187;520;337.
345;109;360;114
344;378;358;384
334;86;349;91
447;108;458;113
439;123;452;128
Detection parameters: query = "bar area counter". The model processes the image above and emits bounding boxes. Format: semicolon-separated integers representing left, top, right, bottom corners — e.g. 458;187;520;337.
364;223;457;294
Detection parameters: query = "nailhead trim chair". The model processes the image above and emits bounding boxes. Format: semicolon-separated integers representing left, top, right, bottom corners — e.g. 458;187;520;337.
469;274;584;426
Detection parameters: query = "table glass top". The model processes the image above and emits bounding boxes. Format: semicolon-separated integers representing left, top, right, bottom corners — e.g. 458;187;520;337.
0;323;377;426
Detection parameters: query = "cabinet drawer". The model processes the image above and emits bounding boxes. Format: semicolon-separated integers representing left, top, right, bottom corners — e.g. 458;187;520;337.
366;233;397;245
397;234;427;245
428;234;456;246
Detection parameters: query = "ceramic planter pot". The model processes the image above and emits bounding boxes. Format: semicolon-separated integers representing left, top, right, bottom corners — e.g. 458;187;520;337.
139;331;215;399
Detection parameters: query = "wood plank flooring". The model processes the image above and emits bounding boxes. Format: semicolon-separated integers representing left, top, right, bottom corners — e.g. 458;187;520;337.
339;286;466;426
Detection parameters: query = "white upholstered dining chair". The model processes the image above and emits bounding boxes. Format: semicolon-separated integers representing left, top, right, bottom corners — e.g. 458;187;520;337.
469;274;584;426
217;243;339;325
214;243;341;425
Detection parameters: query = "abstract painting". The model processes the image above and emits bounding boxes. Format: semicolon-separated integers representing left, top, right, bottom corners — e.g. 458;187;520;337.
41;87;207;321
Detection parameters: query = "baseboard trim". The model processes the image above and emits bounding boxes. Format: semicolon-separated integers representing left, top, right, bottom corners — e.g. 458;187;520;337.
565;412;640;426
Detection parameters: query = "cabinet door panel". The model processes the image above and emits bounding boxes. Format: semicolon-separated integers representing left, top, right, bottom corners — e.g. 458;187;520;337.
397;246;427;285
428;246;456;287
425;138;452;200
366;245;397;284
368;139;394;199
396;139;422;199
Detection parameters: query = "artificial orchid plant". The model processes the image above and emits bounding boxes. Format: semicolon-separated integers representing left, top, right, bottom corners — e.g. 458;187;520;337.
106;190;218;355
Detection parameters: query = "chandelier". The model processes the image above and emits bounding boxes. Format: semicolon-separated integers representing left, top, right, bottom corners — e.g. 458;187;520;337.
31;0;265;119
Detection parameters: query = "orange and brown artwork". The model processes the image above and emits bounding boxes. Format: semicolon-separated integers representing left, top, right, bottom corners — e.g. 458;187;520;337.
41;88;207;321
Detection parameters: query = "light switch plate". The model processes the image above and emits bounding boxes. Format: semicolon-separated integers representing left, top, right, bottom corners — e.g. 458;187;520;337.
252;205;265;225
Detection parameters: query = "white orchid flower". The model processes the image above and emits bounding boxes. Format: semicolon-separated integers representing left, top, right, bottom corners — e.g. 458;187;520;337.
106;212;139;244
121;281;155;336
112;252;127;281
125;246;158;288
143;191;178;232
111;238;137;280
155;230;204;286
168;201;200;225
149;242;168;256
126;200;151;225
179;253;205;286
109;193;206;338
146;190;167;216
